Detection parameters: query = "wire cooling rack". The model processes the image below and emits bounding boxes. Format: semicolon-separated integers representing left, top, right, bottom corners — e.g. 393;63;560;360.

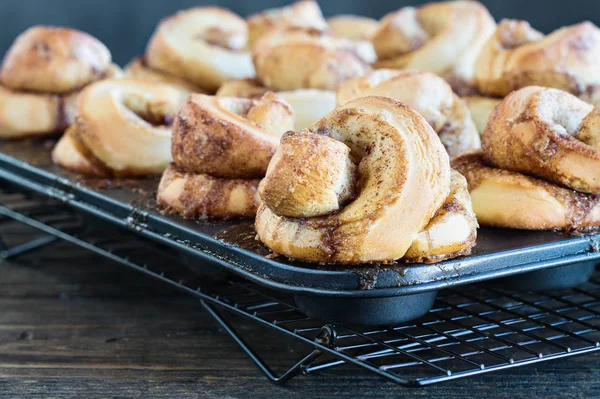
2;182;600;387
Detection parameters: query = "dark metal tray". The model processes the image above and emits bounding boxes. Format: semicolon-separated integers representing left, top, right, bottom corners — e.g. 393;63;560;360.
1;139;599;325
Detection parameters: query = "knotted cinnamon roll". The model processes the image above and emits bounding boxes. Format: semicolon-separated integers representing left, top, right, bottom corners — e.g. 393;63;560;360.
453;86;600;230
475;20;600;104
371;1;496;95
327;15;378;63
157;92;294;219
52;79;182;176
141;7;254;93
0;26;120;138
247;0;327;47
337;69;480;157
256;96;477;264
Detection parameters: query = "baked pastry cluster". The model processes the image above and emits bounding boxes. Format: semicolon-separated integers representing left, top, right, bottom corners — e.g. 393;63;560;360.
454;87;600;231
0;26;120;138
4;1;600;266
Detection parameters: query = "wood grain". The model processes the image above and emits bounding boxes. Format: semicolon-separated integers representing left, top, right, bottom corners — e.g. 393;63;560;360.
1;231;600;398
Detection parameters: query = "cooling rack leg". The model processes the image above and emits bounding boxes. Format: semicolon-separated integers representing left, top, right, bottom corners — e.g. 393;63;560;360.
200;300;333;385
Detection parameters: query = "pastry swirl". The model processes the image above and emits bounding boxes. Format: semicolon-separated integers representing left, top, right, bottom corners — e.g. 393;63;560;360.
337;69;480;157
157;92;294;219
0;26;120;138
475;20;600;104
52;79;182;176
252;27;370;91
146;7;255;93
247;0;327;47
255;96;477;264
371;1;495;95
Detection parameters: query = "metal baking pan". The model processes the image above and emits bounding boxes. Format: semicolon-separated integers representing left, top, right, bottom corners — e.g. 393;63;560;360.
1;139;599;326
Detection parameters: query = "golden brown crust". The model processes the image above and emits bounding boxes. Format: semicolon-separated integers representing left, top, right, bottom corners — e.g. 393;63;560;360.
337;69;480;157
123;57;207;96
482;86;600;194
171;92;292;179
157;164;260;220
256;96;476;264
0;26;112;94
52;79;182;176
145;7;255;93
371;1;496;96
252;27;370;91
453;152;600;230
247;0;327;47
475;20;600;103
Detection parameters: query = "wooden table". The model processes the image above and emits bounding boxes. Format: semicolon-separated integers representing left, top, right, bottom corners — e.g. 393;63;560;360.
1;240;600;399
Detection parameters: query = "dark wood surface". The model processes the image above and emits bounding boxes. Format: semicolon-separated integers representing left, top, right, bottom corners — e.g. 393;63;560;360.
2;238;600;398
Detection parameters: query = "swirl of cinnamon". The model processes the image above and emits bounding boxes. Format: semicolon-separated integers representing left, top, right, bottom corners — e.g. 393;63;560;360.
0;26;120;138
247;0;327;47
475;20;600;104
216;78;336;131
52;79;182;177
157;92;294;219
371;1;496;95
255;96;477;264
252;27;370;92
482;86;600;194
327;15;378;63
145;7;255;93
337;69;480;157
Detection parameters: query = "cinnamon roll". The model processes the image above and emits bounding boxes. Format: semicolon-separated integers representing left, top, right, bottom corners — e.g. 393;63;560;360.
157;92;294;219
0;26;120;138
253;27;370;91
247;0;327;47
453;86;600;231
327;15;378;63
145;7;255;93
372;1;496;95
337;69;480;157
256;96;477;264
216;78;336;131
475;20;600;104
52;79;182;177
462;96;501;135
